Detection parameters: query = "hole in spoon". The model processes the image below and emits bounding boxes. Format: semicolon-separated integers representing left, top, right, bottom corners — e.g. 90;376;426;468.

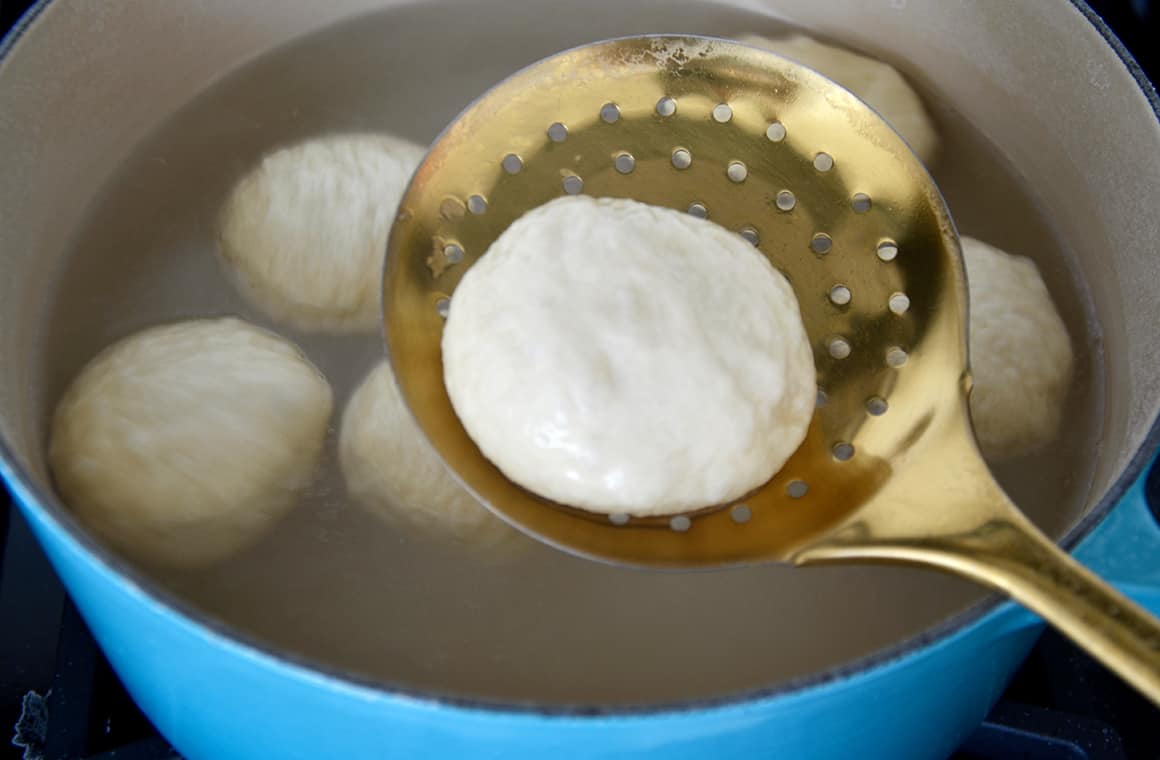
877;240;899;261
443;243;464;263
833;442;855;461
547;122;568;142
467;195;488;215
727;161;748;183
829;285;852;306
828;337;851;359
501;153;523;174
889;292;911;314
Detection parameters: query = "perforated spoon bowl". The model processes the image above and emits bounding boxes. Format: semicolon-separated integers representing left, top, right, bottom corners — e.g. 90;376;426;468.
382;35;1160;703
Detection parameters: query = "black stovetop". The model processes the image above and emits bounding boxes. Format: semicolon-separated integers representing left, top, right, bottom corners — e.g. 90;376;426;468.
2;0;1160;758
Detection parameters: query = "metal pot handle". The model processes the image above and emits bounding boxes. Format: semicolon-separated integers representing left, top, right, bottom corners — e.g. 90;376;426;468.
1075;452;1160;615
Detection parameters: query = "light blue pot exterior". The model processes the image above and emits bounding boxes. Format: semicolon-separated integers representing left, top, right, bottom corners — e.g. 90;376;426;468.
4;1;1160;757
4;447;1157;760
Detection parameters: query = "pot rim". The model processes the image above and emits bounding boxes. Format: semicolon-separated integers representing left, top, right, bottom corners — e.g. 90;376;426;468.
1;0;1158;719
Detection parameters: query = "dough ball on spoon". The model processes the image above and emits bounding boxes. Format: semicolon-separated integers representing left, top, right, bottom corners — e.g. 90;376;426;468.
441;195;816;517
49;318;333;568
962;236;1074;460
218;133;426;333
738;33;939;165
339;361;522;551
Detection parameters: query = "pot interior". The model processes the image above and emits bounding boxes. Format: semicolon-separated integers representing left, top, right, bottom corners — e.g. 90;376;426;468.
1;0;1157;707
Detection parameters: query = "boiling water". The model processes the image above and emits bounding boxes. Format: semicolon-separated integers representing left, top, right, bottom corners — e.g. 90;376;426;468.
39;2;1103;706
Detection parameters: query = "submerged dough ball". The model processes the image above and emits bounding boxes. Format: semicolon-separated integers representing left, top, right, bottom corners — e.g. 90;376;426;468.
739;33;939;165
442;196;816;516
339;361;519;550
218;133;426;333
963;236;1074;460
49;318;333;568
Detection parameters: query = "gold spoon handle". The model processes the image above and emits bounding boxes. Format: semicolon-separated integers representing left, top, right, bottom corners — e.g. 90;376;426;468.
799;514;1160;705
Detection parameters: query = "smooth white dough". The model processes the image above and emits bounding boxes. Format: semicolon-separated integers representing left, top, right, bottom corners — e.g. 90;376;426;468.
442;196;816;516
218;133;426;333
963;236;1074;460
49;318;333;568
339;361;520;549
738;33;939;165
